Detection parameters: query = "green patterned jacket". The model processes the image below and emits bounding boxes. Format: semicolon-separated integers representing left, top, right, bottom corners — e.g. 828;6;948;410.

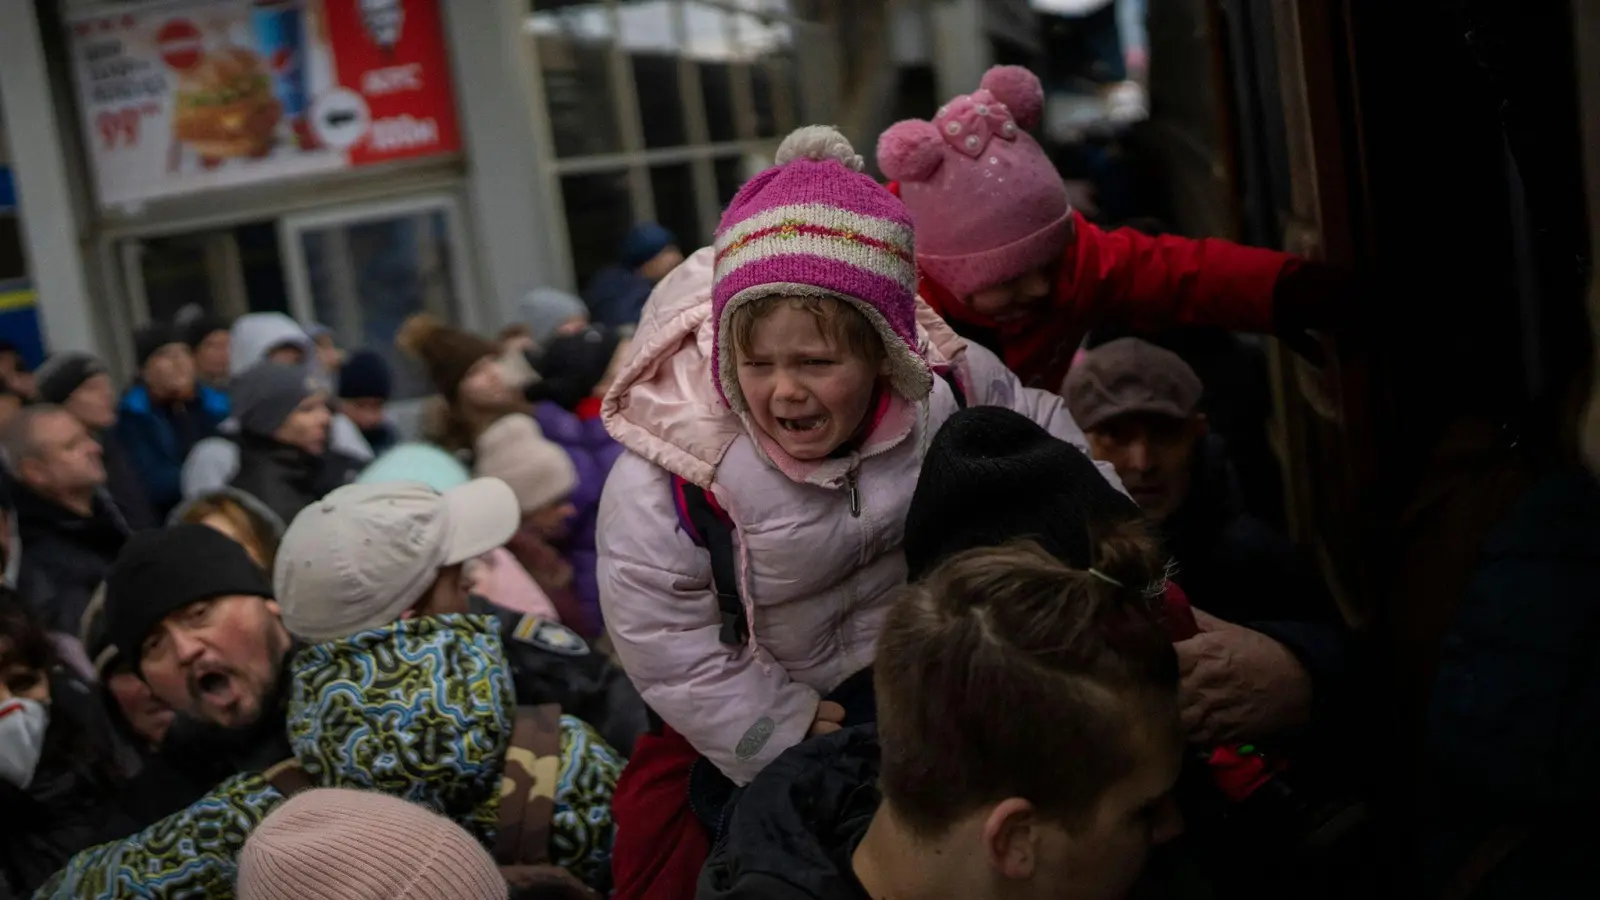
34;615;621;898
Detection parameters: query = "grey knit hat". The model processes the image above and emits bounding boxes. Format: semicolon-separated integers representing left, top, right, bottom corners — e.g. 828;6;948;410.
232;363;325;439
516;288;589;347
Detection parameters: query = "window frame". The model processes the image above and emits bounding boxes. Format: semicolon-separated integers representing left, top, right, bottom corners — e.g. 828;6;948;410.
524;0;823;290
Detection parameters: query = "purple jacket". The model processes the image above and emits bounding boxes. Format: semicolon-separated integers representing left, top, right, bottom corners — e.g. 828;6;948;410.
534;401;624;636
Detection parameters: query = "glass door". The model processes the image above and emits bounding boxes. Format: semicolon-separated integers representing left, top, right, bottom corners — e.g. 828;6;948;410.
117;222;290;327
278;194;476;401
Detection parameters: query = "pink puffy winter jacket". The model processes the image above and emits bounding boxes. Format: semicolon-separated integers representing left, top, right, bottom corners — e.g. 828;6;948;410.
595;247;1123;784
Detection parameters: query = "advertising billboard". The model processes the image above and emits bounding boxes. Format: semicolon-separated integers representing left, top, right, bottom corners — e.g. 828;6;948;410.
67;0;461;210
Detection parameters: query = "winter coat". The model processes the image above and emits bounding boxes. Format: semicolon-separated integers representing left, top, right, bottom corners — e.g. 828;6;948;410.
228;433;363;529
184;419;373;499
903;206;1294;393
113;382;229;518
33;615;623;898
353;417;399;457
1424;470;1600;899
182;314;373;502
584;264;656;328
475;595;649;758
535;400;624;636
96;432;154;532
1161;434;1356;726
12;486;131;635
0;669;139;897
697;725;881;900
107;719;272;832
596;246;1119;786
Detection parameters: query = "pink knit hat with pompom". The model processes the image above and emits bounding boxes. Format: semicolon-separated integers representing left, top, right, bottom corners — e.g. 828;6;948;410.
877;66;1073;300
712;125;931;413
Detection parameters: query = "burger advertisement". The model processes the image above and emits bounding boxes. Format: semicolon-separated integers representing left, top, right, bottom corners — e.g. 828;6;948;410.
67;0;460;210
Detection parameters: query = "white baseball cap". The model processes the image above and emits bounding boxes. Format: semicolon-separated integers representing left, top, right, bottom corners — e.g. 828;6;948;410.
273;479;520;643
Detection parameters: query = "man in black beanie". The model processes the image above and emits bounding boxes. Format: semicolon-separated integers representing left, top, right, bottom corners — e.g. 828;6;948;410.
114;325;230;519
105;523;294;791
184;315;232;390
34;351;154;530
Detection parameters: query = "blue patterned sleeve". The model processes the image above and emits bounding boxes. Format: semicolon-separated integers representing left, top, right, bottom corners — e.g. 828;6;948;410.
32;773;285;900
549;715;623;888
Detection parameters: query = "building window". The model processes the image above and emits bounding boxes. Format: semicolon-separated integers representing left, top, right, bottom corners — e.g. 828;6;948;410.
527;0;820;290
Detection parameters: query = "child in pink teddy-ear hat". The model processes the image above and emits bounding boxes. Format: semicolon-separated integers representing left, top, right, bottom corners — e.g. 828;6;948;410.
879;65;1351;394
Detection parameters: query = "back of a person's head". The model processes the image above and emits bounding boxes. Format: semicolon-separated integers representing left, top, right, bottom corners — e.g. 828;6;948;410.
875;539;1179;835
619;222;676;268
237;788;508;900
357;442;472;493
174;489;285;572
273;478;518;643
905;406;1142;581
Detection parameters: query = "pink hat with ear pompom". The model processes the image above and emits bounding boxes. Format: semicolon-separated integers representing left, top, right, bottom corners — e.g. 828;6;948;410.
877;66;1073;300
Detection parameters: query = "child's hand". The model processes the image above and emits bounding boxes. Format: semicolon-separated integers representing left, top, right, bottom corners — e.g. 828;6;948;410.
807;700;846;738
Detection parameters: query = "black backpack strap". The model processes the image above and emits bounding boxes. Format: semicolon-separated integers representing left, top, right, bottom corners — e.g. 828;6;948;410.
675;478;748;647
938;366;967;409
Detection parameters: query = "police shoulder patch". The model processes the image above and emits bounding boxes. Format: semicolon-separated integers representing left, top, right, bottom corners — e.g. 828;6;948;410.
511;615;590;656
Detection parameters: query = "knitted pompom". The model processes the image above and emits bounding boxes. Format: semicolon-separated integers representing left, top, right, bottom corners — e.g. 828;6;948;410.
877;120;946;183
980;65;1044;129
774;125;863;171
395;312;443;357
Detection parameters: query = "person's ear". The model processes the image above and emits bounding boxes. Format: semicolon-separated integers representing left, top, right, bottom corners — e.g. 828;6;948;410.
264;599;282;618
17;456;46;486
981;798;1039;881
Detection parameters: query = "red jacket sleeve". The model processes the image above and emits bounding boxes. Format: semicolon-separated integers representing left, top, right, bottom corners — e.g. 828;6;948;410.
1063;212;1297;335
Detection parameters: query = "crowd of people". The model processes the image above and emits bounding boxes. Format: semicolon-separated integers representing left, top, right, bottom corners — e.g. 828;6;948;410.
0;63;1586;900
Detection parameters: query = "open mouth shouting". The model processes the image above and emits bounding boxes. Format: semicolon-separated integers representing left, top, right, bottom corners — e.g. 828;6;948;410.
188;662;243;719
777;414;828;434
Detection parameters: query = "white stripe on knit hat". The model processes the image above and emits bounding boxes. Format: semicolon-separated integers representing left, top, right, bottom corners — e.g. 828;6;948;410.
715;230;917;289
715;202;913;254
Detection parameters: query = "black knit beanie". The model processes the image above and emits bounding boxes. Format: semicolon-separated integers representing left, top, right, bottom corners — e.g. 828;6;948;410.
337;349;393;401
904;406;1142;582
135;324;185;368
34;352;106;405
105;524;273;666
185;314;231;349
525;325;622;410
